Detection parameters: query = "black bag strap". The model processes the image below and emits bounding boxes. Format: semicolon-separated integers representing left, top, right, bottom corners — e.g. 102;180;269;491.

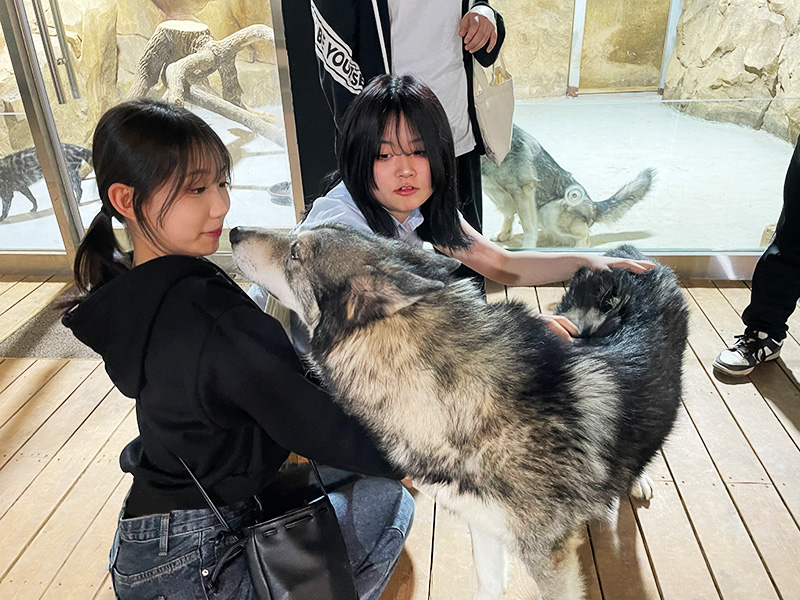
177;456;235;532
176;456;331;534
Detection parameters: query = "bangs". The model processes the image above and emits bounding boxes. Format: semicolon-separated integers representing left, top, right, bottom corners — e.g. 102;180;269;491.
380;112;424;156
183;140;231;184
336;74;471;249
92;98;233;251
154;135;232;225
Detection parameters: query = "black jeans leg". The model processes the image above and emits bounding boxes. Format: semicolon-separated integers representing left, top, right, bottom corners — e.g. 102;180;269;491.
741;135;800;341
452;148;486;296
456;148;483;234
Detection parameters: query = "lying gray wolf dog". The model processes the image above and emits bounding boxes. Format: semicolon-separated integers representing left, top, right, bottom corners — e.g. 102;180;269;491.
231;224;688;600
481;125;654;248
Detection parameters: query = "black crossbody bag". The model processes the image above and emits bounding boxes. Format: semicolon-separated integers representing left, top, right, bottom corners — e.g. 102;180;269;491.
178;457;359;600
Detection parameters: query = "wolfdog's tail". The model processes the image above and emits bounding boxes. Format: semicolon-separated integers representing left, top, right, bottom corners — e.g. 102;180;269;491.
593;168;654;223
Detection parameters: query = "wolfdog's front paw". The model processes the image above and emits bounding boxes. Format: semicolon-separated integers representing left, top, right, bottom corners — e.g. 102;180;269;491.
492;230;512;243
629;472;654;501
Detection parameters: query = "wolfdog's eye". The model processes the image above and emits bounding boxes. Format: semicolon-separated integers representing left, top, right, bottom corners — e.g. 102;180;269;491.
290;241;300;260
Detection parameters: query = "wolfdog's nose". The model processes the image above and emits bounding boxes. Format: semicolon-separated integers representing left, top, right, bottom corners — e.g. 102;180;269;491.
229;227;246;245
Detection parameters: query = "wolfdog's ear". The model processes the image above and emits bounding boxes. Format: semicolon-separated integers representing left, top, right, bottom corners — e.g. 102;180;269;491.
345;265;444;325
428;254;461;277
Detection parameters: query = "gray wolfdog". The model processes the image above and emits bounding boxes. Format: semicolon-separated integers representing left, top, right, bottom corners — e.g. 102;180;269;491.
230;224;688;600
482;125;654;248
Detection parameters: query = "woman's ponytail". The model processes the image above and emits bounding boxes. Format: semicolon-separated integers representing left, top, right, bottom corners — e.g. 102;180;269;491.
72;208;131;297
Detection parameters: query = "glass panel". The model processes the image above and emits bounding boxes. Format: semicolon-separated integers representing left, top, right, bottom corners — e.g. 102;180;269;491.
0;21;67;251
486;1;795;253
483;95;787;252
19;0;295;254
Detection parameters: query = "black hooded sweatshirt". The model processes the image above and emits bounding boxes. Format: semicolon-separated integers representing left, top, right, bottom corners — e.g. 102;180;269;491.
63;255;398;516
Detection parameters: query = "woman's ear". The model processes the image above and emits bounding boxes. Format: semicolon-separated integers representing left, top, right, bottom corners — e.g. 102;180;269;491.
107;183;136;221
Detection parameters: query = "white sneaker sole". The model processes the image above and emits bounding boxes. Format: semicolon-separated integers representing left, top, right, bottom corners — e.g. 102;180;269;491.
713;351;781;377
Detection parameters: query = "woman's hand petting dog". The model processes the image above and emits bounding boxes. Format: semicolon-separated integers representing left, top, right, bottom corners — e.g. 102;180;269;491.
539;314;580;341
584;255;656;274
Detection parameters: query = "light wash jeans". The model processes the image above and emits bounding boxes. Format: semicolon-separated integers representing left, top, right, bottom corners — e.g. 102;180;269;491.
109;468;414;600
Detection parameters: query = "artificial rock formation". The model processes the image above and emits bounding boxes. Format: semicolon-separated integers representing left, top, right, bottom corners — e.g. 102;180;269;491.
127;20;283;146
579;0;670;91
490;0;573;98
0;0;281;153
116;0;277;106
664;0;800;143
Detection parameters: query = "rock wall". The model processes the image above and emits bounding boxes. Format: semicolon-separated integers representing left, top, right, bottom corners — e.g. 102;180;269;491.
491;0;573;99
664;0;800;143
580;0;670;90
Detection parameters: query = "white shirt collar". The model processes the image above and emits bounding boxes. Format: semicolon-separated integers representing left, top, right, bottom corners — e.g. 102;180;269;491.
332;180;424;240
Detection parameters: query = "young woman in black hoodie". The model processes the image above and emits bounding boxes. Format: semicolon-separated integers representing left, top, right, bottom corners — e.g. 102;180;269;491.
62;98;412;600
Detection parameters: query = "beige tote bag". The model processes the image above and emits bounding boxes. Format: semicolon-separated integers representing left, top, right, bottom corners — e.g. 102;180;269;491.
472;54;514;166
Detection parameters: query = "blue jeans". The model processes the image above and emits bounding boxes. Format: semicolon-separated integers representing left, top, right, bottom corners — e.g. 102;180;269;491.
109;470;414;600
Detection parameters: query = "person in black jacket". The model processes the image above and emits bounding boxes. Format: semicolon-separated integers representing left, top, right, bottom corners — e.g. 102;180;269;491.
62;98;412;600
301;0;505;287
714;136;800;376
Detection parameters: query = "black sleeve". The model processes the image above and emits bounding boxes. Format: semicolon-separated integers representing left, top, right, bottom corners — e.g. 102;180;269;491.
471;0;506;68
310;0;391;125
198;303;401;479
310;0;363;124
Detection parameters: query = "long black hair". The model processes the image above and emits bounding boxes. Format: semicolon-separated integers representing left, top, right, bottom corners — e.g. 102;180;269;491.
330;74;471;250
71;98;231;298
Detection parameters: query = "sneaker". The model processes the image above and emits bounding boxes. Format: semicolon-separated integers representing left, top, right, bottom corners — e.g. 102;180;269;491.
713;330;783;376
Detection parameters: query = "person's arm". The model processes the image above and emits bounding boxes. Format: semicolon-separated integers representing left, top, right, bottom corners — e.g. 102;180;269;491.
198;302;401;479
461;1;506;66
438;218;655;287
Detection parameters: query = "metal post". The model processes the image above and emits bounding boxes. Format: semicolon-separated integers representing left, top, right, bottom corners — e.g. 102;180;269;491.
270;0;306;224
659;0;683;93
0;0;85;258
567;0;587;96
29;0;65;103
48;0;80;99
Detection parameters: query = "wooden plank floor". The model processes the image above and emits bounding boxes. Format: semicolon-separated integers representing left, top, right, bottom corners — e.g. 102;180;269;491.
1;275;799;599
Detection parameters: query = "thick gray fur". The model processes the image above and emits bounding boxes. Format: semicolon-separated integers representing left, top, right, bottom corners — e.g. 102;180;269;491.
231;225;688;600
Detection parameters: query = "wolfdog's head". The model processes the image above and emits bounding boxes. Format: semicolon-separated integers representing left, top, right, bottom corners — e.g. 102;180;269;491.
230;224;461;335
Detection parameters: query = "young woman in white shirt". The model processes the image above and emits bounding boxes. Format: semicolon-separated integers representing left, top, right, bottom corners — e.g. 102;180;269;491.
295;74;654;340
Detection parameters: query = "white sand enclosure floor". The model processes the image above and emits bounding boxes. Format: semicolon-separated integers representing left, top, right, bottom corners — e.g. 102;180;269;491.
492;92;792;252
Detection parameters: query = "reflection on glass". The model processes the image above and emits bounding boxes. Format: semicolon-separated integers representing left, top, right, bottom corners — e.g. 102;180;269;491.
0;24;67;251
1;1;292;255
481;95;789;252
486;1;798;252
